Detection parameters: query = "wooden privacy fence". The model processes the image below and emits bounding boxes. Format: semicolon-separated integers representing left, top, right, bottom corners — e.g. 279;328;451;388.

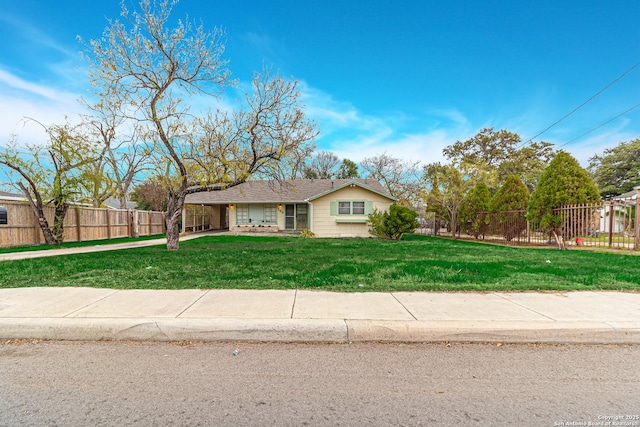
0;200;165;248
417;195;640;251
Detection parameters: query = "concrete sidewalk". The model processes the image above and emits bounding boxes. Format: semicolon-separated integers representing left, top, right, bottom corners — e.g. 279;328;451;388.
1;287;640;344
2;233;640;344
0;233;206;262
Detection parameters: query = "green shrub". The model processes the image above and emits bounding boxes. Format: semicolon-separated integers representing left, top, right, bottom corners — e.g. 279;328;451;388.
368;204;420;240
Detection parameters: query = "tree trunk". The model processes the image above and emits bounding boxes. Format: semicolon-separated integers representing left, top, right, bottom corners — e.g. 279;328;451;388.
38;216;54;245
51;203;69;244
165;192;184;250
552;230;566;250
17;182;54;245
451;212;458;240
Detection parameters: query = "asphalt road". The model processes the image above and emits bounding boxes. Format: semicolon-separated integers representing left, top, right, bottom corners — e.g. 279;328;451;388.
1;340;639;426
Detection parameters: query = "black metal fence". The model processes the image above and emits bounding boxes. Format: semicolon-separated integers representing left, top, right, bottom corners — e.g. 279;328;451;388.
416;196;639;250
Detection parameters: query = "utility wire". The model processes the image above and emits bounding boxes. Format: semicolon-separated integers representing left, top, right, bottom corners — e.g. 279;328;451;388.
519;60;640;148
556;102;640;149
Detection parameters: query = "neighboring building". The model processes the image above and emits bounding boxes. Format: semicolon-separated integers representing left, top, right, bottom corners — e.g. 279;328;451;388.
104;197;137;210
0;191;26;202
599;189;638;234
183;179;396;238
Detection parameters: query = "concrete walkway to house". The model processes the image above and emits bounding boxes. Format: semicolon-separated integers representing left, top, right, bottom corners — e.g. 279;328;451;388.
1;232;639;344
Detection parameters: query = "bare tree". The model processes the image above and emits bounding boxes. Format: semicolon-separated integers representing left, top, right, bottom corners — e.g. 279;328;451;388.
304;150;340;179
360;153;421;205
83;0;317;249
82;99;152;209
131;178;167;211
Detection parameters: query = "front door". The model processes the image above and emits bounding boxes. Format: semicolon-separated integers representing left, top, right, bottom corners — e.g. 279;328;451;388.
295;204;308;230
285;204;295;230
284;204;309;230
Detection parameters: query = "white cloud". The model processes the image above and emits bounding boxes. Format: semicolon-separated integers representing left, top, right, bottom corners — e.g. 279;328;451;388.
0;69;86;144
300;82;473;166
556;119;639;166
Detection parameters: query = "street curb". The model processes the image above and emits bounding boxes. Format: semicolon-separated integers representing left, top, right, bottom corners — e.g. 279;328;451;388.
0;319;348;342
346;320;640;344
1;318;640;344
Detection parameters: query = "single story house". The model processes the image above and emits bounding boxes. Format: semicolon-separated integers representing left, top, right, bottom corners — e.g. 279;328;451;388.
598;189;638;234
183;178;396;238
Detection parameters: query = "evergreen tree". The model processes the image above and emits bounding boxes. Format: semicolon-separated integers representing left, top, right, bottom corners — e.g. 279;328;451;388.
336;158;359;179
368;204;419;240
459;182;491;238
528;152;600;247
490;175;529;241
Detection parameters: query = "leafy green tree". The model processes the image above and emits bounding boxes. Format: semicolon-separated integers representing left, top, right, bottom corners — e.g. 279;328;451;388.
443;127;556;191
0;120;102;244
490;175;529;241
458;182;491;238
497;141;556;192
336;158;359;179
423;162;476;238
528;152;600;248
588;137;640;198
368;204;419;240
444;127;521;168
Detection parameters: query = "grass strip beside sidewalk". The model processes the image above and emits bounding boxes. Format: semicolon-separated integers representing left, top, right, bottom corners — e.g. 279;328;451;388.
0;235;638;292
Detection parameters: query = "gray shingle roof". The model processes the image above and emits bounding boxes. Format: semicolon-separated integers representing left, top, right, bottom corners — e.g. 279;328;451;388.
185;179;394;204
0;191;25;201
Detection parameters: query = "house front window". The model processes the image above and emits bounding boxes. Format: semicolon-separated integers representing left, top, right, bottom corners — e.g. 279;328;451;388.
236;204;249;224
338;201;366;215
236;204;277;225
264;204;277;224
352;201;365;215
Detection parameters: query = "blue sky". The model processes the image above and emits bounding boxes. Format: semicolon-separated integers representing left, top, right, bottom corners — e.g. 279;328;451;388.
1;0;639;166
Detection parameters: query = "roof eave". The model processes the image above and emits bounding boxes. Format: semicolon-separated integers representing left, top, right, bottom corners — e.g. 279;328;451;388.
307;180;396;202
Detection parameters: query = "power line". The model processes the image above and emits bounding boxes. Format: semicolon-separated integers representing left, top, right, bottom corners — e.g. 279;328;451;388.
556;102;640;149
519;60;640;148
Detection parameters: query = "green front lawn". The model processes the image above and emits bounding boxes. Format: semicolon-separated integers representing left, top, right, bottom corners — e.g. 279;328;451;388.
1;234;638;292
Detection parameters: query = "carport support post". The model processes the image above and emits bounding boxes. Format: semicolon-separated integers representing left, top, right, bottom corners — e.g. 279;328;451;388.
635;186;640;251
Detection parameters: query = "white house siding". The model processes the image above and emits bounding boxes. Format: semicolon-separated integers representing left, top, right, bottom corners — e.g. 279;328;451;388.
311;186;393;238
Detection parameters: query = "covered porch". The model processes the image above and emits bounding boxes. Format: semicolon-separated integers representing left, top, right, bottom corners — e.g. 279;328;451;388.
182;202;310;234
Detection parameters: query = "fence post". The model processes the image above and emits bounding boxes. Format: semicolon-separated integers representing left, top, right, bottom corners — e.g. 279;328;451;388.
635;186;640;251
76;207;82;242
608;201;614;249
33;215;40;245
106;209;112;240
127;210;133;237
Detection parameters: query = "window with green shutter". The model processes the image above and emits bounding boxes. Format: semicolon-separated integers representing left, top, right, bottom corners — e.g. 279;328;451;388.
332;201;369;215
